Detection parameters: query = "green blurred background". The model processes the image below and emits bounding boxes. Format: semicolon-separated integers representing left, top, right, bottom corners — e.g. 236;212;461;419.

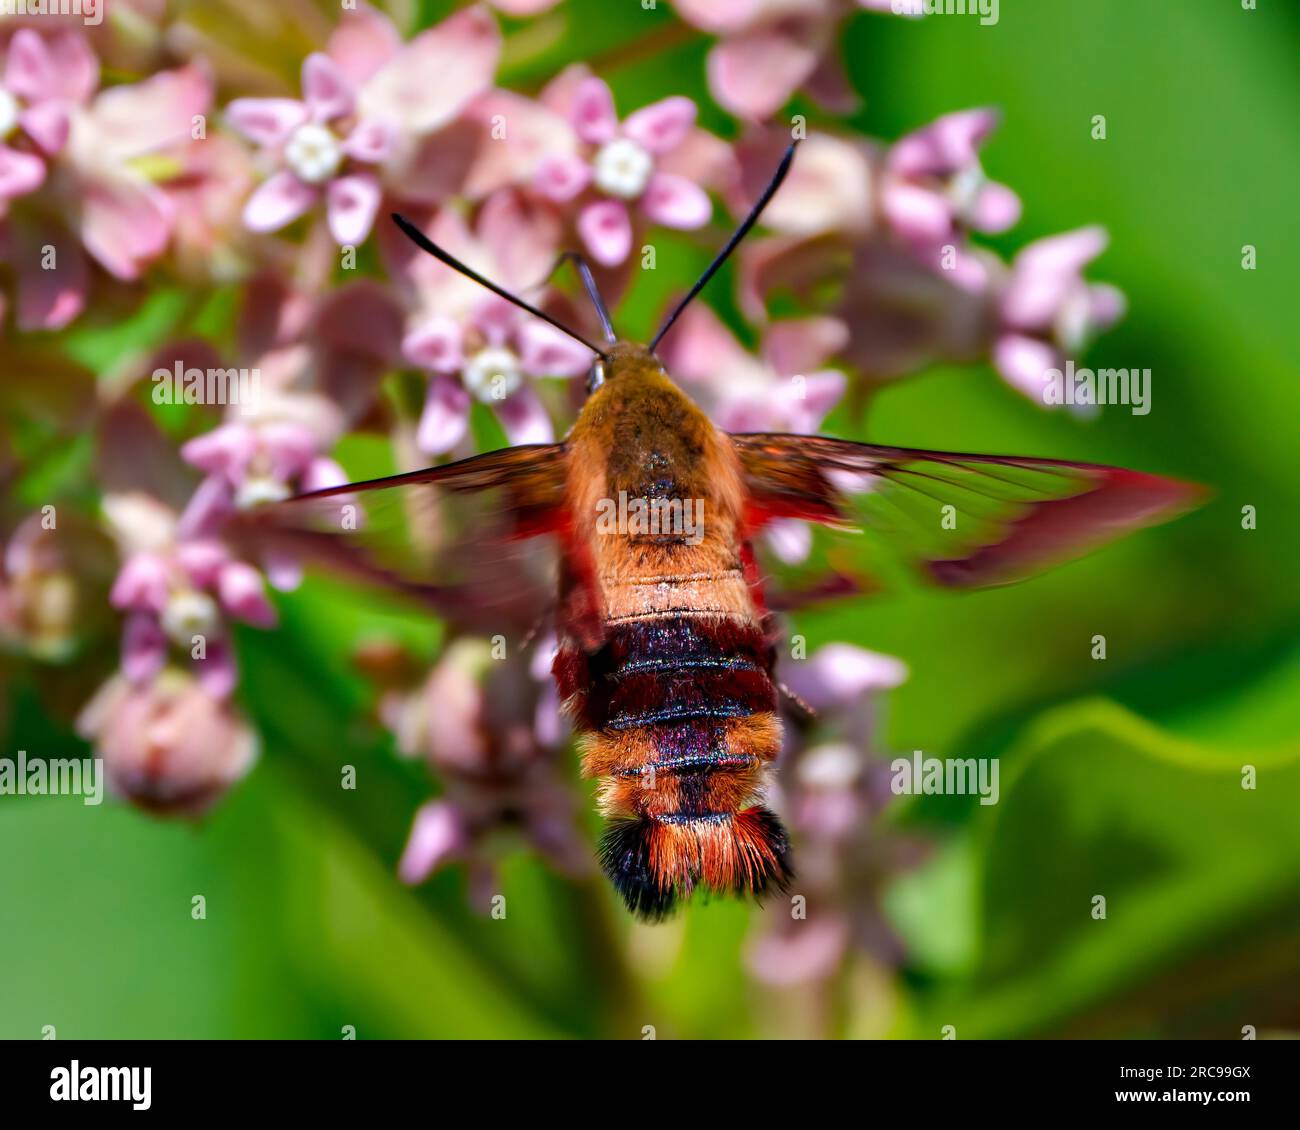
3;0;1298;1039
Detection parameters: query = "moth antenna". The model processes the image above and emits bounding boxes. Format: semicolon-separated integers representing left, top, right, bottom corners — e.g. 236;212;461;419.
530;251;617;345
649;140;799;353
390;213;607;358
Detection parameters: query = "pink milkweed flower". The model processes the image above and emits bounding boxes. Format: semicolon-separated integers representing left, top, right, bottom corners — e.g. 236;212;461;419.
535;71;713;266
227;53;396;246
881;108;1021;289
76;668;259;816
160;269;400;506
730;130;875;241
386;636;590;906
180;399;348;512
162;132;257;283
103;491;277;698
733;126;1122;396
64;59;212;276
0;28;87;200
992;226;1126;403
0;28;210;329
747;643;922;994
395;194;590;454
227;5;500;246
673;0;916;121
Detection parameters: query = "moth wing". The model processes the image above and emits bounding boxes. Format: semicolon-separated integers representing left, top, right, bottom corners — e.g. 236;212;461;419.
731;432;1205;598
228;443;569;637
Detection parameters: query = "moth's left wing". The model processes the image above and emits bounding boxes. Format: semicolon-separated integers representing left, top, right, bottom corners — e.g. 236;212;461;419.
228;443;569;635
732;432;1205;594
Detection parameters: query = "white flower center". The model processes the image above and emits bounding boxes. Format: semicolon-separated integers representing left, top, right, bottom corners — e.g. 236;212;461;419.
0;89;20;140
463;346;522;403
592;137;654;200
161;590;220;646
284;122;343;185
235;473;291;509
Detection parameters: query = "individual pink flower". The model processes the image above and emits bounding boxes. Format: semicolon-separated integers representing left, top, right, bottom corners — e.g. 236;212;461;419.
180;402;348;512
66;62;211;271
105;497;274;699
0;28;88;201
781;642;909;719
76;668;259;816
227;52;396;246
227;5;500;246
382;636;589;907
992;225;1126;403
535;71;713;266
673;0;908;121
0;29;210;329
881;108;1021;288
730;130;874;240
394;195;589;454
159;284;397;581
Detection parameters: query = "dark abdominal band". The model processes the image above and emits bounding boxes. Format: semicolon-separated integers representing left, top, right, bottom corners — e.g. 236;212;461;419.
560;614;793;917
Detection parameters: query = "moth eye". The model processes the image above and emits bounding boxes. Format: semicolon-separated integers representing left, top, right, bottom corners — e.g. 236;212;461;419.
586;359;606;395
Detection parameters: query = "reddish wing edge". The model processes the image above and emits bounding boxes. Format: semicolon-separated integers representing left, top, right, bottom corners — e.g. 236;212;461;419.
732;433;1207;590
287;443;567;502
226;443;569;629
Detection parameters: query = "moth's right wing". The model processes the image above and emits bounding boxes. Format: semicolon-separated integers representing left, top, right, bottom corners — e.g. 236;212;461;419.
732;432;1205;600
228;443;570;636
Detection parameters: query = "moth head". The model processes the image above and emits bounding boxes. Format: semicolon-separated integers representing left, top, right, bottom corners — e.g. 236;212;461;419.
587;342;666;396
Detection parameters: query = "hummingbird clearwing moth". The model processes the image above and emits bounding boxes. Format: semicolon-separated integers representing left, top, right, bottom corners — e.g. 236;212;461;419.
238;142;1203;919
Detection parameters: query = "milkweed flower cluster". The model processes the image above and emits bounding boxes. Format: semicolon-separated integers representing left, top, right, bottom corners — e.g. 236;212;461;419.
733;117;1123;401
535;72;713;266
2;3;1126;971
748;644;925;1008
370;635;590;905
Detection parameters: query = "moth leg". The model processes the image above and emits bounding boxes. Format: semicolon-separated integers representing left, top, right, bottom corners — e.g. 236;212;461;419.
778;681;818;727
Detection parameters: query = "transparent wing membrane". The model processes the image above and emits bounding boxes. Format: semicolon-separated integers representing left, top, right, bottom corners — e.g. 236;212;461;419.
733;433;1203;594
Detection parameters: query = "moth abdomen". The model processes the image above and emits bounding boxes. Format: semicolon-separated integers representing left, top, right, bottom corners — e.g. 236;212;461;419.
564;614;793;919
598;808;792;921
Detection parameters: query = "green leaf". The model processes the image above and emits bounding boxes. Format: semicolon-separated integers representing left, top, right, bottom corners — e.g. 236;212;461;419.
911;686;1300;1037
